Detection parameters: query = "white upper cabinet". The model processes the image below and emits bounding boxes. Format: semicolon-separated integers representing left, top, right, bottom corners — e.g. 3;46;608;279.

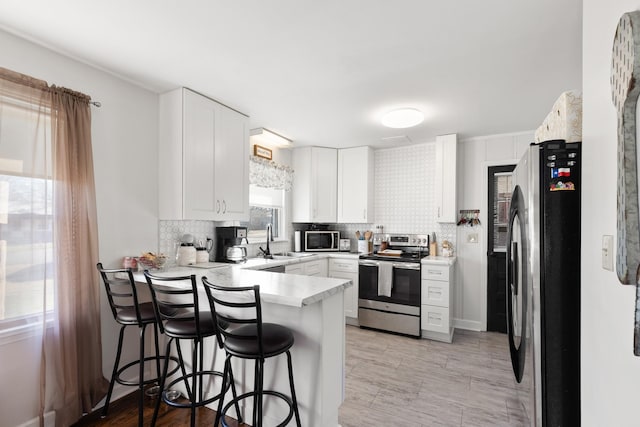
292;147;337;223
434;134;457;223
214;103;249;220
159;88;249;221
337;146;374;223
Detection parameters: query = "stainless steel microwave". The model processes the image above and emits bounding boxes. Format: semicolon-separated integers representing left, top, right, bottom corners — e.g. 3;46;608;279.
304;230;340;251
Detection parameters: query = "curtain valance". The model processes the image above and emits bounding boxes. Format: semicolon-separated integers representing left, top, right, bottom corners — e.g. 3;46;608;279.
249;155;294;191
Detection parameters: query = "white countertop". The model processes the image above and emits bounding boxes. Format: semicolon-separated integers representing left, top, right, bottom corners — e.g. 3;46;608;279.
132;252;358;308
421;255;457;266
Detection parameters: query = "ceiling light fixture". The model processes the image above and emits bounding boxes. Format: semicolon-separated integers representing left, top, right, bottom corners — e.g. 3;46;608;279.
381;108;424;128
250;128;292;147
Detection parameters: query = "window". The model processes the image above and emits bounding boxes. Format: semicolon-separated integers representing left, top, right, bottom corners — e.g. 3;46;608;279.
241;185;286;241
0;96;53;327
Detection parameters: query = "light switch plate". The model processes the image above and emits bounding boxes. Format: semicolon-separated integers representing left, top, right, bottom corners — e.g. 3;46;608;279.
602;235;613;271
467;233;478;243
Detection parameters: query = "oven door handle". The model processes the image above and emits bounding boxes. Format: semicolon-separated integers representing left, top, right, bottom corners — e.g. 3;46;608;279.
359;261;380;267
392;263;421;270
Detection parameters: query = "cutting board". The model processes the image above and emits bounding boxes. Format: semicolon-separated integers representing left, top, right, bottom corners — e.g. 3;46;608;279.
377;249;402;256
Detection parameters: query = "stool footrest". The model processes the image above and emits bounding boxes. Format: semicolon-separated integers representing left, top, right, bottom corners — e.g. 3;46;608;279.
220;390;295;427
115;355;180;387
162;370;228;409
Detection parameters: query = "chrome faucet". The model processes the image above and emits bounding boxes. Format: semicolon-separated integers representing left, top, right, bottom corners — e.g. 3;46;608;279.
259;223;273;258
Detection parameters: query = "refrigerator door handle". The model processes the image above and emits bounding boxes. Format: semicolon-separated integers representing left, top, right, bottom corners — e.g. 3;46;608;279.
506;185;527;384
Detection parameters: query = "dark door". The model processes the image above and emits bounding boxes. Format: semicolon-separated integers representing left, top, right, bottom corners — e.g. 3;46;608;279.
487;164;515;333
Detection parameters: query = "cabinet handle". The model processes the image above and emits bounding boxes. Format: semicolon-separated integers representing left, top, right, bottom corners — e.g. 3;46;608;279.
428;313;442;320
222;200;226;213
216;200;220;213
428;270;442;275
437;207;441;218
363;209;366;219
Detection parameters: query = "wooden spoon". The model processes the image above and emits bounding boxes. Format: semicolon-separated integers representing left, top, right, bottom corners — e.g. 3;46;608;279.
364;230;372;241
355;230;361;240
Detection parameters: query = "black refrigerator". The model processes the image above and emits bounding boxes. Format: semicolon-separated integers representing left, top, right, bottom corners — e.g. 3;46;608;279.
506;140;581;426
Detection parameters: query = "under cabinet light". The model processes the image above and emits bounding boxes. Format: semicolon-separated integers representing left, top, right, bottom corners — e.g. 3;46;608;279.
250;128;292;147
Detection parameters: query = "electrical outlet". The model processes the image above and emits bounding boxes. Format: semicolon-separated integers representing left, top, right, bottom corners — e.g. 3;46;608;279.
602;235;613;271
467;233;478;244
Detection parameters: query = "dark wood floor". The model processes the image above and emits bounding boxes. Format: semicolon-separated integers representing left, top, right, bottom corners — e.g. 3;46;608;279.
73;390;248;427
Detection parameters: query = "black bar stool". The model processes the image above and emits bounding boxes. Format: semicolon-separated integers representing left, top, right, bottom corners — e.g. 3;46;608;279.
202;277;302;427
143;271;242;427
97;263;173;427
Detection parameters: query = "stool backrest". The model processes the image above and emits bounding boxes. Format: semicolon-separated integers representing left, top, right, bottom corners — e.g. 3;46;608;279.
202;277;264;356
97;262;144;325
143;271;201;336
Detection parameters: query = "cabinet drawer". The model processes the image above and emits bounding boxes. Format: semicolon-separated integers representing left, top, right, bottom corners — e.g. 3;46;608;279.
329;258;358;273
285;264;304;274
421;280;449;307
422;264;449;282
421;305;450;334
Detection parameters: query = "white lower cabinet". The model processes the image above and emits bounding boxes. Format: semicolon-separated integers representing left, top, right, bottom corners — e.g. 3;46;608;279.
328;258;359;325
421;259;455;343
285;259;328;277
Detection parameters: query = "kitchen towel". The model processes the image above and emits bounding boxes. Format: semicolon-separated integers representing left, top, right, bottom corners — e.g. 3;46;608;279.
377;262;393;297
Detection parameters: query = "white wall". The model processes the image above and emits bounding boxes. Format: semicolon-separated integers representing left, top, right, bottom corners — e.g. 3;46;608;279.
582;1;640;425
454;132;532;330
0;29;159;426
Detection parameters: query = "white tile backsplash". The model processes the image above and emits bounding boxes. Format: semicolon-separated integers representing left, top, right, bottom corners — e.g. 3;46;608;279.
373;143;456;252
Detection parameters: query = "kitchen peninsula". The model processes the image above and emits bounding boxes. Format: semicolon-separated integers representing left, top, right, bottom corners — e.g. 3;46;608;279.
133;264;352;427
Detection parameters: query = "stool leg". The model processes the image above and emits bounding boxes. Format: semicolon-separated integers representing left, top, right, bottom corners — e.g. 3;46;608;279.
102;324;126;418
153;322;162;382
215;355;231;427
227;362;243;423
176;340;192;397
252;358;260;426
138;324;147;427
286;351;302;427
190;340;198;427
256;358;264;427
152;337;174;427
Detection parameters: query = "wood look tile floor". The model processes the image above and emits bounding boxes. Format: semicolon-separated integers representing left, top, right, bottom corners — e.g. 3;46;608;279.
338;325;529;427
77;326;526;426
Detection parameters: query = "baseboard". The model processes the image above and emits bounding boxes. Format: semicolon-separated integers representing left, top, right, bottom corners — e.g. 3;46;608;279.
16;411;55;427
453;318;483;331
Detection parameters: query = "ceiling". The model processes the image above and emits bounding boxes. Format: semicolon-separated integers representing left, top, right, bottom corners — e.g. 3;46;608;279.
0;1;583;149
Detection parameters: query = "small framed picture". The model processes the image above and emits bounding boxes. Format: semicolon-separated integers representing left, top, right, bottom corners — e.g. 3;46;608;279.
253;144;272;160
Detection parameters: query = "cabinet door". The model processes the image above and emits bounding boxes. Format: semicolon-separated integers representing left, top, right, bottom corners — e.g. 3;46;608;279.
337;147;374;223
292;147;337;222
435;134;457;223
183;89;216;219
330;270;358;318
214;104;249;220
311;148;337;222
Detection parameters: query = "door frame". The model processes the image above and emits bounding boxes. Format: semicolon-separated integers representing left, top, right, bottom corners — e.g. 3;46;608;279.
480;159;519;331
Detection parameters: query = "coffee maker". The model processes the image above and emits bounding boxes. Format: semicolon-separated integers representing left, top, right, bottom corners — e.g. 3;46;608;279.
215;226;248;263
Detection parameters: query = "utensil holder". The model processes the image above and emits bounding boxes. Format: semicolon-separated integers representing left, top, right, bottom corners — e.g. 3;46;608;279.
358;240;372;254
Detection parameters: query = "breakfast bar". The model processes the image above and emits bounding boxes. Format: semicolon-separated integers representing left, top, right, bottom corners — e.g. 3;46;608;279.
133;265;352;427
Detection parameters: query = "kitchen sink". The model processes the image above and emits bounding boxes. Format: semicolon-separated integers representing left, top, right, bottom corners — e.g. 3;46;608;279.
271;252;316;259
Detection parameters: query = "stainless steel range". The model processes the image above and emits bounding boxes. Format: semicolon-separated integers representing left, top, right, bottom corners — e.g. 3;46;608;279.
358;233;430;337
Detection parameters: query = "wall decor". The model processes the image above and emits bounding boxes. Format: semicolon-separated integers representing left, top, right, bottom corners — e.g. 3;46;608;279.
611;10;640;355
253;144;272;160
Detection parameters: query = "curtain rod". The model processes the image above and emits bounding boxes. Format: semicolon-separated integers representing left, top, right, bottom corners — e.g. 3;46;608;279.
90;101;101;108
